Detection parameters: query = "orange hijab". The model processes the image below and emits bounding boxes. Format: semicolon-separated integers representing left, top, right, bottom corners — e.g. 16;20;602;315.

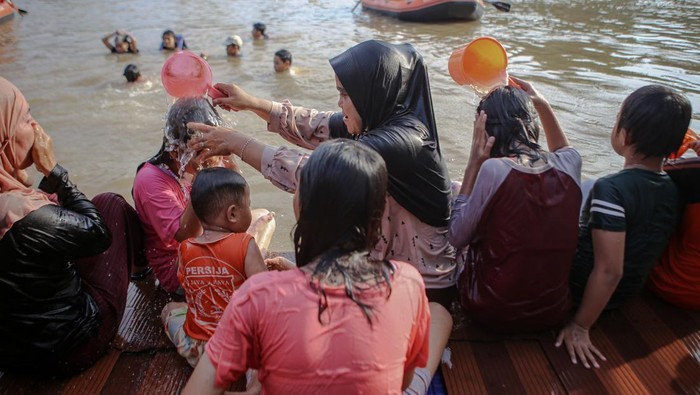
0;77;53;239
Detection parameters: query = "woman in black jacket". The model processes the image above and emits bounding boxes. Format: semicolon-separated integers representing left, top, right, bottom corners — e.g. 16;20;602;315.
0;77;145;375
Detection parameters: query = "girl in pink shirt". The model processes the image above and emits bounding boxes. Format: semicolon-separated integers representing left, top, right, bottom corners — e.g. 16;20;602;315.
183;140;430;394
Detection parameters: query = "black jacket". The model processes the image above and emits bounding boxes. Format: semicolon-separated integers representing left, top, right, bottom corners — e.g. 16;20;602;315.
0;165;111;371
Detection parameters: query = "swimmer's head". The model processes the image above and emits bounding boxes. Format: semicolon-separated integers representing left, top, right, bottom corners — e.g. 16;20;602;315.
123;64;141;83
252;22;267;39
223;35;243;57
114;38;131;53
162;30;177;50
274;49;292;72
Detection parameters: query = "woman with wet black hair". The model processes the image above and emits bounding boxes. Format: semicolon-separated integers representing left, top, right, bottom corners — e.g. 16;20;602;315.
449;78;582;333
132;98;231;293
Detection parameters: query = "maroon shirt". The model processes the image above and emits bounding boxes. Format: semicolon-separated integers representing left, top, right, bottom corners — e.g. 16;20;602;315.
450;148;582;332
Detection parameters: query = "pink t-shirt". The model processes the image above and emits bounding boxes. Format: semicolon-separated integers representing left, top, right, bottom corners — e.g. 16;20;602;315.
133;162;189;292
205;261;430;394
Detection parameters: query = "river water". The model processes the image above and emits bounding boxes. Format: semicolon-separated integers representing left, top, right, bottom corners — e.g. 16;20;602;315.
1;0;698;251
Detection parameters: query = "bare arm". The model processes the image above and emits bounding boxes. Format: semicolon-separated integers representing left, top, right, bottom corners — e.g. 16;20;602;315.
211;83;273;122
174;200;202;242
510;76;569;152
243;239;267;278
187;123;268;173
127;35;139;52
101;32;116;51
182;353;224;395
556;229;623;368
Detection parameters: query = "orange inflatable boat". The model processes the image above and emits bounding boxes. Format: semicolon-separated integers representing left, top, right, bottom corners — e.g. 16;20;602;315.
361;0;485;22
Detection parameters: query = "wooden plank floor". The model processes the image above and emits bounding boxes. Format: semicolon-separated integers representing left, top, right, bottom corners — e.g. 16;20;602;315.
2;273;699;394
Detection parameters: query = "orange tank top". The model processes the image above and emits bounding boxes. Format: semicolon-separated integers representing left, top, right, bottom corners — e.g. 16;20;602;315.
649;158;700;309
178;232;253;340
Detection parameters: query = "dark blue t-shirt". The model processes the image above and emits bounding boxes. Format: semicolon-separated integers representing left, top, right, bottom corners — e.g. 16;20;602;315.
570;168;680;308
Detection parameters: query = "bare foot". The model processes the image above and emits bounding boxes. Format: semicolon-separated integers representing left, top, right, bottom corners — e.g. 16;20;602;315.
247;210;276;252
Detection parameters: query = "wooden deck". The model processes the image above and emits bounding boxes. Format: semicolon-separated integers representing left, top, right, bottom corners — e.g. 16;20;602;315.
1;273;699;394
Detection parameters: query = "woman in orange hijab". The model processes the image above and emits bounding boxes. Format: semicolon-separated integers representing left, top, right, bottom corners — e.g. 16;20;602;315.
0;77;145;376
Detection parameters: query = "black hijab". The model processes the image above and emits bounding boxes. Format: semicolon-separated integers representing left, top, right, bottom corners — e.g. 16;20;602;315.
328;40;450;227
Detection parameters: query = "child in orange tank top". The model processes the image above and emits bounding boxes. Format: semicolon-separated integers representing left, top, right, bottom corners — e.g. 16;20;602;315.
161;167;274;367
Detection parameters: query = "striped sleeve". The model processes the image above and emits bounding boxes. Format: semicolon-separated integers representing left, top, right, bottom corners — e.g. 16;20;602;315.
589;179;626;231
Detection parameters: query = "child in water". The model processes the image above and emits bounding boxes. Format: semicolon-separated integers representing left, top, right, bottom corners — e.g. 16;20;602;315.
223;35;243;57
273;49;292;73
161;29;187;51
160;167;273;367
102;30;138;53
123;64;141;83
558;85;692;368
251;22;268;40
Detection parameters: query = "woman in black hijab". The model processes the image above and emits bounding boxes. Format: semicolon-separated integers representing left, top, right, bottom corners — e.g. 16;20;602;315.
187;40;455;393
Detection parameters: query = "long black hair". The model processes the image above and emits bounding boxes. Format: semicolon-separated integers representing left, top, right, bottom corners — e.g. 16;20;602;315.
477;85;544;161
294;139;393;325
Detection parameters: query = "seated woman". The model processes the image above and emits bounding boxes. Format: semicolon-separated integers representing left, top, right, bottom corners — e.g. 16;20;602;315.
648;153;700;309
449;79;582;332
183;140;430;394
0;77;145;375
187;40;455;392
133;97;273;294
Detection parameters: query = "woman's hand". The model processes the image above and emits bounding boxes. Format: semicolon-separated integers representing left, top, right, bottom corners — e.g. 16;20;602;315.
211;83;255;112
31;123;57;177
468;111;495;168
265;256;296;271
509;76;547;107
458;111;495;197
187;122;243;163
555;321;606;368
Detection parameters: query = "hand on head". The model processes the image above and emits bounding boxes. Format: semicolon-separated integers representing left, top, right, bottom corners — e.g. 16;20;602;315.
187;122;239;164
508;76;545;105
469;111;496;167
30;123;57;176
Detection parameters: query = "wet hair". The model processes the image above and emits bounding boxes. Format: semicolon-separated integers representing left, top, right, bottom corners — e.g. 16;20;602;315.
162;30;175;39
146;97;223;172
294;139;393;325
123;64;140;83
616;85;691;158
190;167;248;225
275;49;292;65
252;22;268;39
114;34;132;47
476;85;543;161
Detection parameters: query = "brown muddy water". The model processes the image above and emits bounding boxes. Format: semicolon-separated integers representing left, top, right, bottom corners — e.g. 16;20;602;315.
1;0;698;251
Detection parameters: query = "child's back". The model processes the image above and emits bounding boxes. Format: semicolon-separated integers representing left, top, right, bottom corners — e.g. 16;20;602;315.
161;167;269;367
179;231;255;339
571;168;680;308
557;84;692;369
